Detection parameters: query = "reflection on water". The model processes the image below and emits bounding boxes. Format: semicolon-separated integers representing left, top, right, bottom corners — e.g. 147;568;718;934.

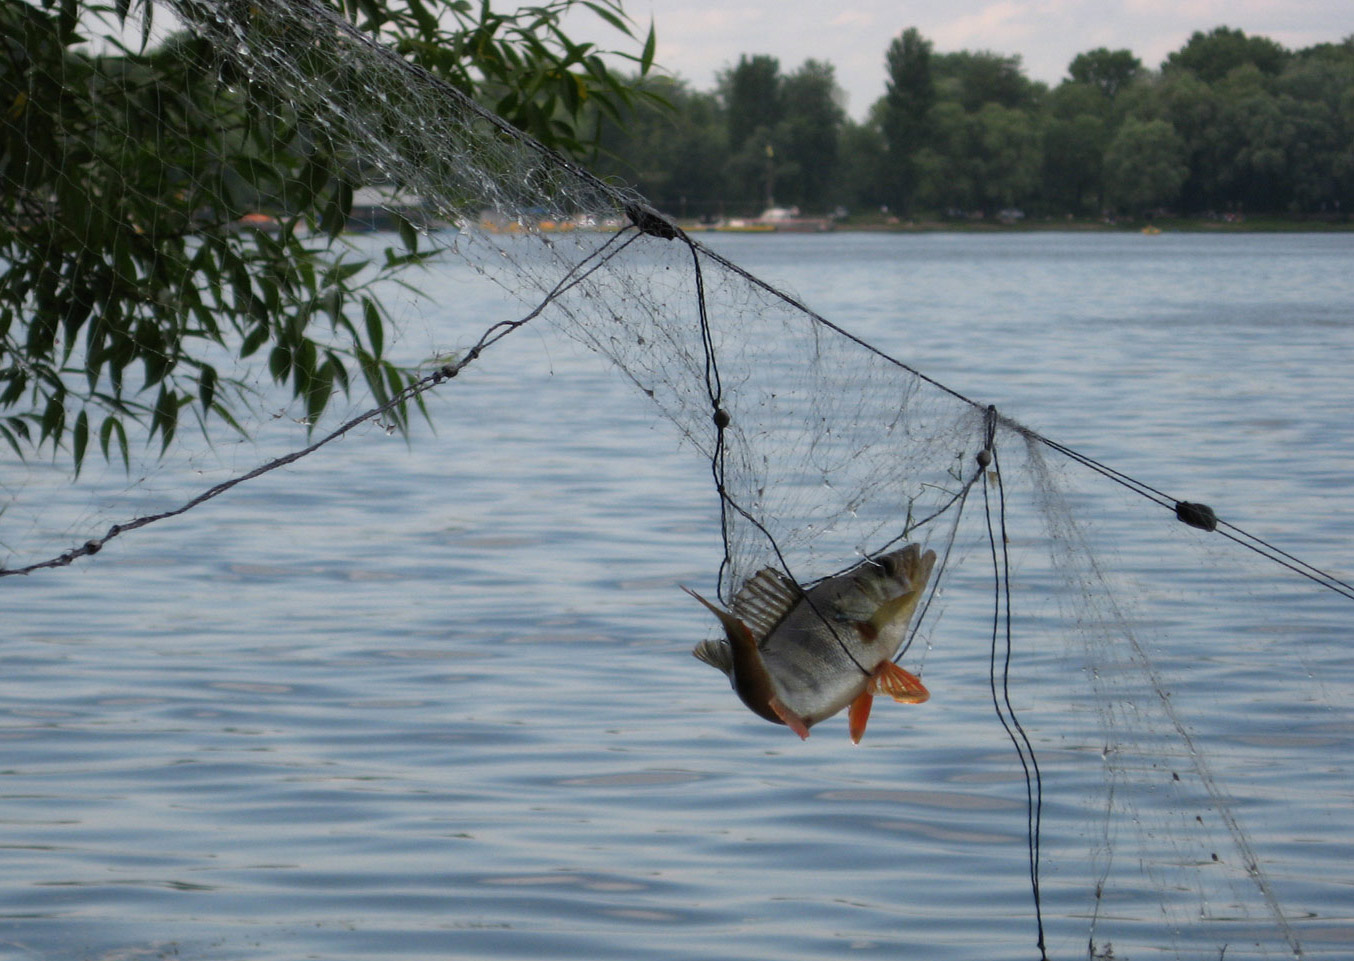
3;232;1353;961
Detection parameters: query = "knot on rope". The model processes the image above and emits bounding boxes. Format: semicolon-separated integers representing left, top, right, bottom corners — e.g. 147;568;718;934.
713;407;731;430
1175;501;1218;532
625;202;680;241
976;404;998;471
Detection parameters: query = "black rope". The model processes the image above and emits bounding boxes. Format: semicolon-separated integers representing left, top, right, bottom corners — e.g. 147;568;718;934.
982;422;1049;961
691;230;1354;607
16;0;1352;616
1;229;640;578
1030;431;1354;601
893;463;976;663
681;230;871;677
268;0;1351;609
692;240;987;413
683;239;736;603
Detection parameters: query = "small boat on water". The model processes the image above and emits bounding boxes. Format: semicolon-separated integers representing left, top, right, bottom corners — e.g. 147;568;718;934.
703;206;835;233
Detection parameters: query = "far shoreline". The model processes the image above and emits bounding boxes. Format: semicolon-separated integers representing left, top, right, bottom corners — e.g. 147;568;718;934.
672;214;1354;235
826;214;1354;234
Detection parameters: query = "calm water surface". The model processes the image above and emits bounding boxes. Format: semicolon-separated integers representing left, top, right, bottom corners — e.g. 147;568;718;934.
2;232;1352;961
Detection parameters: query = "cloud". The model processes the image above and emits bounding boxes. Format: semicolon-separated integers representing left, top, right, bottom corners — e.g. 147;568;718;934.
829;10;876;28
612;0;1351;120
932;2;1038;50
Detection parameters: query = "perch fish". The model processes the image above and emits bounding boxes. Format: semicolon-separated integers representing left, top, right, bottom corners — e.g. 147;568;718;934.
686;544;936;743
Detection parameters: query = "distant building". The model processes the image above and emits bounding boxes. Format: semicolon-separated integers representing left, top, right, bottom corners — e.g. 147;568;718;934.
348;185;434;232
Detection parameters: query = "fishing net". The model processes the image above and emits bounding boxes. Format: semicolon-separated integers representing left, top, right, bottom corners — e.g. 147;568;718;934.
3;1;1351;959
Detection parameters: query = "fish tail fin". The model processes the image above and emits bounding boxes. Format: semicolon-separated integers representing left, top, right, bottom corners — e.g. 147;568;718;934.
692;638;734;675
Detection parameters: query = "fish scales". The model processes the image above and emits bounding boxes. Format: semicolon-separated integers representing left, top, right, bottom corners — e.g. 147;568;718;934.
687;544;936;741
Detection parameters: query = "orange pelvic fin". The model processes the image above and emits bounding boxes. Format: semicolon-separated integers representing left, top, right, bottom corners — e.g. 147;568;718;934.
870;660;930;704
848;691;874;744
769;696;811;740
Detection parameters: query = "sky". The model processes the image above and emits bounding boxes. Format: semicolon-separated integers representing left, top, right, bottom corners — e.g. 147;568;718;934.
587;1;1350;119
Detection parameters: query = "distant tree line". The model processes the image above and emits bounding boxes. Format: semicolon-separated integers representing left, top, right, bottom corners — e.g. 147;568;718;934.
589;26;1354;221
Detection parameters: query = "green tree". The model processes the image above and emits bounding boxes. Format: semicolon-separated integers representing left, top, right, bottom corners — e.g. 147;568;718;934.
1068;48;1142;100
717;54;785;210
1123;31;1354;215
1123;69;1224;212
969;103;1040;213
1041;48;1142;214
933;49;1041;113
0;0;653;471
1214;84;1295;210
914;100;975;211
1041;112;1107;213
1276;46;1354;211
592;75;728;220
892;43;1043;215
777;59;846;211
880;27;935;213
834;117;887;212
1164;26;1290;84
720;54;782;154
1103;117;1187;213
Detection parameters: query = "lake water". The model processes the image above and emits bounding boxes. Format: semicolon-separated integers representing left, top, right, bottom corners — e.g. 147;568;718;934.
2;231;1352;961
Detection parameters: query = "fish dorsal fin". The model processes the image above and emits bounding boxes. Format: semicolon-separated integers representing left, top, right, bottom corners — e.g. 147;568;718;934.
692;638;734;676
730;567;802;640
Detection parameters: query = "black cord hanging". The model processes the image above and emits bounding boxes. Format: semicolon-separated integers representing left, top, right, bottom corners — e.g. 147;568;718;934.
982;412;1048;961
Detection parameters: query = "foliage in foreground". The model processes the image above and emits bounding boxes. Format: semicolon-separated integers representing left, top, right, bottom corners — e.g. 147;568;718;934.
0;0;653;474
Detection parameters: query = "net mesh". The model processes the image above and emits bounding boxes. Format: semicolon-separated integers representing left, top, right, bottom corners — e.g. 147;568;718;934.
4;2;1352;958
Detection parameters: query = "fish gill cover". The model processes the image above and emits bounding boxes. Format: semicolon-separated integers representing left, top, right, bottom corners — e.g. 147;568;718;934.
2;1;1351;958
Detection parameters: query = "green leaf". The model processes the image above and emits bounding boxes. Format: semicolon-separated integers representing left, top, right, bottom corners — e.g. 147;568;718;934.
384;363;406;404
258;275;281;316
640;19;656;75
581;1;632;37
0;370;27;407
305;369;333;428
561;72;582;113
268;344;292;381
293;338;318;393
138;0;152;50
356;349;388;405
397;214;418;254
1;421;25;460
100;414;130;471
363;297;384;358
40;394;65;446
321;181;354;239
240;324;270;358
72;409;89;478
198;364;218;412
406;0;437;35
152;386;177;454
60;291;95;366
323;353;350;395
326;259;369;286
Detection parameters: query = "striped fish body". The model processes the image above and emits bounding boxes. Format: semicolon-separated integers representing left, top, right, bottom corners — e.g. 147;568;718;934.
688;544;936;741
